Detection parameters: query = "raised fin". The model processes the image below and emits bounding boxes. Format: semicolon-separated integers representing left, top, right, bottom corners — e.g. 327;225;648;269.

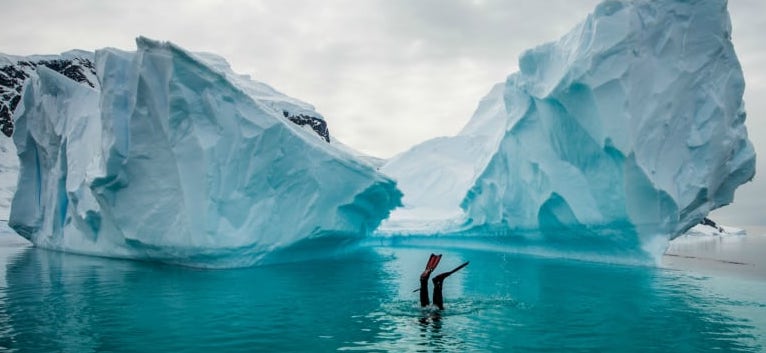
420;253;442;281
432;261;469;283
427;253;442;271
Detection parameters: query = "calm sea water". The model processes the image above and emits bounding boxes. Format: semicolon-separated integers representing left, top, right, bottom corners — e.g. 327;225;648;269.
0;235;764;353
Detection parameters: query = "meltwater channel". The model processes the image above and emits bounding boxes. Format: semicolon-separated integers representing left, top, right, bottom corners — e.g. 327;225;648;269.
0;230;765;353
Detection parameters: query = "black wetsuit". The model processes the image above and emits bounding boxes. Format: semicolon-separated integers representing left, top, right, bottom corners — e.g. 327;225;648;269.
419;254;469;310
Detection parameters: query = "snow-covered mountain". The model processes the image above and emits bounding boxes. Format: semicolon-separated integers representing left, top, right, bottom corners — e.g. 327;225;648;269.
3;37;401;267
381;0;755;261
0;135;16;221
1;51;98;137
1;51;99;220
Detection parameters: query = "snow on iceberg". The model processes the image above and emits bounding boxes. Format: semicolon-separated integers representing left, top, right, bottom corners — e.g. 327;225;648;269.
8;37;401;267
381;0;755;261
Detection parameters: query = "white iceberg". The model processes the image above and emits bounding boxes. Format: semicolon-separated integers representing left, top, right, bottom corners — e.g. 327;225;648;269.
7;37;401;267
381;0;755;260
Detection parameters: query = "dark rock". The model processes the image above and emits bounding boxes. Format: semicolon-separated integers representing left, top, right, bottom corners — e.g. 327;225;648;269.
0;56;97;137
282;111;331;143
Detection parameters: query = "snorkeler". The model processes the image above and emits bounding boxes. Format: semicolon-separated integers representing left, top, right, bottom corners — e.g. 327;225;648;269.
418;253;469;310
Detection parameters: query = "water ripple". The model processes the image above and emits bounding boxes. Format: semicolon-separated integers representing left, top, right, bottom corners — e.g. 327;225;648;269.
0;244;763;352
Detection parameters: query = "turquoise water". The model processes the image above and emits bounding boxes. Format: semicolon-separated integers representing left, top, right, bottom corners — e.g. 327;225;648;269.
1;237;765;352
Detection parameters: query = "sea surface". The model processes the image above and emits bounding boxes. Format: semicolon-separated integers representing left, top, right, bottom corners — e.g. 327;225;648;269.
0;229;765;352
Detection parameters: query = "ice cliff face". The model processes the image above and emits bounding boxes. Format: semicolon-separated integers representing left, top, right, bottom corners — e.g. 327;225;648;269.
382;0;755;260
7;37;401;267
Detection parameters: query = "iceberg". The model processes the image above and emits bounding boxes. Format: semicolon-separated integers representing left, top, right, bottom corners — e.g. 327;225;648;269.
381;0;755;260
6;37;401;267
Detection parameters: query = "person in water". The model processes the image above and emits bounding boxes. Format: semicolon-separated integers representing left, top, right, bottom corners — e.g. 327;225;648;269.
418;254;469;310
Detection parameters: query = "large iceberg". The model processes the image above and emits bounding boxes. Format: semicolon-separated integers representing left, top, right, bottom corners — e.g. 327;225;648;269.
7;37;401;267
381;0;755;260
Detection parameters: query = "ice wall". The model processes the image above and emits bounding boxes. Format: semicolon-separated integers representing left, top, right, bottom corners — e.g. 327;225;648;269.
382;0;755;260
9;37;401;267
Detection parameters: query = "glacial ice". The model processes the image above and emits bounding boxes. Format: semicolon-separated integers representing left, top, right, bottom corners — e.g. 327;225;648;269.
381;0;755;260
7;37;401;267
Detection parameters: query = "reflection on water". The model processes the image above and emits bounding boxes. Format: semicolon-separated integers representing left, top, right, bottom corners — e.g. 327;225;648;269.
0;241;764;352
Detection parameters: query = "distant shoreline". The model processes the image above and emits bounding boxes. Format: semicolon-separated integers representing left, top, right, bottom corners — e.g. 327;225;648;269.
741;225;766;237
663;230;766;282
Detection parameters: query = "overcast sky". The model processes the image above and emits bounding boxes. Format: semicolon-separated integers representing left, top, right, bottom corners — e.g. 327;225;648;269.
0;0;763;226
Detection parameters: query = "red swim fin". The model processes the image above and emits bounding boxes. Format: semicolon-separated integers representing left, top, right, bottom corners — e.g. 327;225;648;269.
427;254;442;271
421;254;442;280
